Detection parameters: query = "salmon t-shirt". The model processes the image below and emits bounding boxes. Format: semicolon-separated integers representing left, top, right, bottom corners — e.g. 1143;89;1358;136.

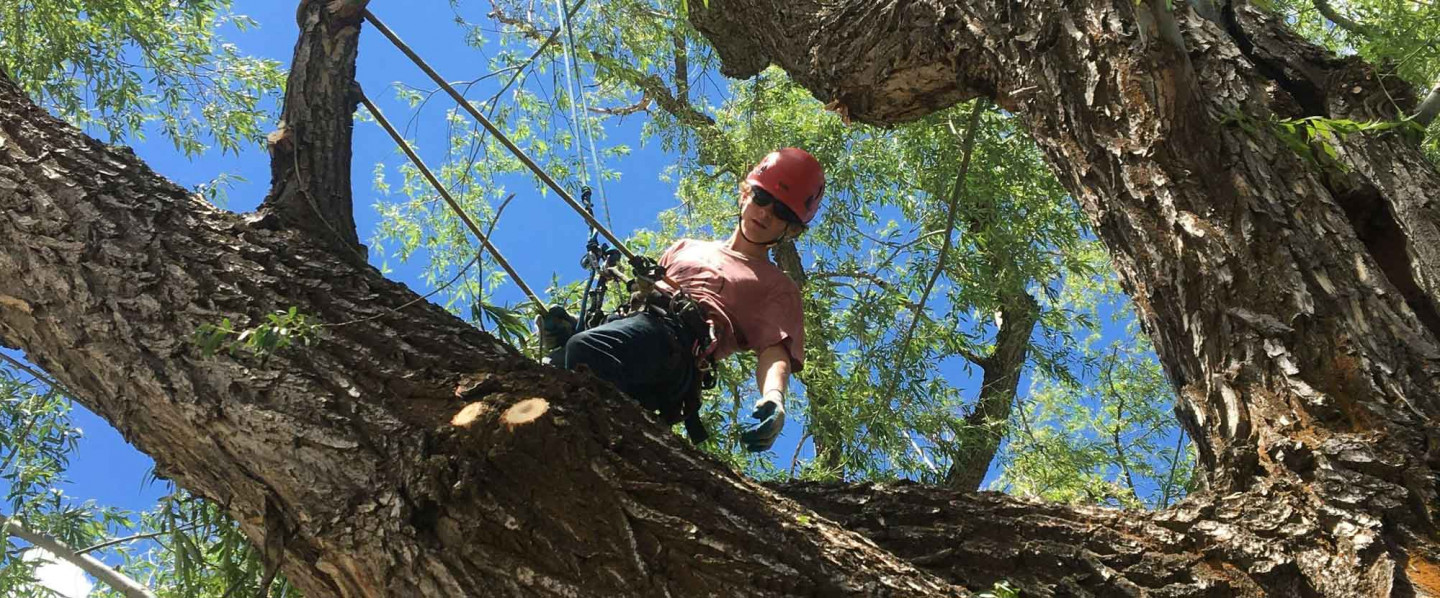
658;239;805;371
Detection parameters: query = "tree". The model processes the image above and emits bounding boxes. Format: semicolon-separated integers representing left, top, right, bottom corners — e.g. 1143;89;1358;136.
2;1;1436;597
1;1;296;594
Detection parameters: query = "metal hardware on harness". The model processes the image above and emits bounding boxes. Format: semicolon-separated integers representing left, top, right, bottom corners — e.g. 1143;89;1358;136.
579;244;623;330
626;255;668;313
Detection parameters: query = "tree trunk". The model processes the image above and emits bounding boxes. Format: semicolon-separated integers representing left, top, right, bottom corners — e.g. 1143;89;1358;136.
943;290;1038;491
255;0;367;260
691;0;1440;593
4;0;1440;594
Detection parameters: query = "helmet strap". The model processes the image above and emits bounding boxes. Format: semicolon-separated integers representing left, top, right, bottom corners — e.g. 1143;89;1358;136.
736;212;793;247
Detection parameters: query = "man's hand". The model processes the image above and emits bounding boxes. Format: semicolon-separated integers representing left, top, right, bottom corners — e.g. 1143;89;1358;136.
739;392;785;452
535;305;576;353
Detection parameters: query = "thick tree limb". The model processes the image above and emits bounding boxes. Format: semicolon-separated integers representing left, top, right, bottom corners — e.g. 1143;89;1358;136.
256;0;369;260
1311;0;1375;36
942;291;1039;491
5;0;1440;594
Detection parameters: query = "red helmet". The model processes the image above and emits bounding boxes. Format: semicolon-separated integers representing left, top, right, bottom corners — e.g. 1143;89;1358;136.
745;148;825;225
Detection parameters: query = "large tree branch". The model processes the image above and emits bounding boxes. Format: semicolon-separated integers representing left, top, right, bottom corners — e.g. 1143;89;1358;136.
942;290;1038;491
6;0;1440;594
0;65;974;595
687;0;982;125
255;0;369;261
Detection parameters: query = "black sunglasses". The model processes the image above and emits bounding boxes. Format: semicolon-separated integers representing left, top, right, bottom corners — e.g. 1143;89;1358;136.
751;188;804;225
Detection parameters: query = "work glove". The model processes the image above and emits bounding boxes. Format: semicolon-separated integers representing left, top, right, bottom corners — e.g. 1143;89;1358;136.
535;305;577;354
739;393;785;453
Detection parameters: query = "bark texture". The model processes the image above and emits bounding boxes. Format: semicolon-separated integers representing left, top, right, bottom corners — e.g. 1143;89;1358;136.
691;0;1440;593
256;0;368;260
0;67;968;596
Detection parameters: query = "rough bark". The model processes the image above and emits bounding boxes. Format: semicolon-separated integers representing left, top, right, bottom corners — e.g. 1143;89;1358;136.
0;66;970;596
691;0;1440;593
255;0;367;260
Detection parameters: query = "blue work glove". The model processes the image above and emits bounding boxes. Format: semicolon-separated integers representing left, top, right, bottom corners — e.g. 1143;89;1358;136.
535;305;577;353
739;393;785;452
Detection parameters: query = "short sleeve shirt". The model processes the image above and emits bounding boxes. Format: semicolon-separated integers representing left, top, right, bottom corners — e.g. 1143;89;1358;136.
658;239;805;371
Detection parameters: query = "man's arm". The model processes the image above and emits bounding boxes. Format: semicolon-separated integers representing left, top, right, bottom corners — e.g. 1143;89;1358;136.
756;343;792;399
740;343;793;452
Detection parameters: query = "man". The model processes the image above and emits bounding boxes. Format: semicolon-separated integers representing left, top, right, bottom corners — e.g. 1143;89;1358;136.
542;148;824;452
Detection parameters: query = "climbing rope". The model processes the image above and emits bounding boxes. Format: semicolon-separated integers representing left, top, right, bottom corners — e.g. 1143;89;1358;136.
363;10;639;265
553;0;589;188
357;91;545;312
554;0;612;228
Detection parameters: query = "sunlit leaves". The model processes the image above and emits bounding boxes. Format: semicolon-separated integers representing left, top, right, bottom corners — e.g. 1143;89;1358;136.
0;0;286;156
0;366;130;595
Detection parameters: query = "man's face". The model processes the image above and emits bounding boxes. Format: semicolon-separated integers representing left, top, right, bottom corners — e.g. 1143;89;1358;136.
740;186;790;242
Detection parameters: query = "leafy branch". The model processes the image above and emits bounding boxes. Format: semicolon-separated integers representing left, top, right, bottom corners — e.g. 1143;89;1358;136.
193;308;318;359
1228;112;1426;170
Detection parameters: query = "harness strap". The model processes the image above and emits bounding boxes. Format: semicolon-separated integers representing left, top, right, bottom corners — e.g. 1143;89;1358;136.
636;291;715;444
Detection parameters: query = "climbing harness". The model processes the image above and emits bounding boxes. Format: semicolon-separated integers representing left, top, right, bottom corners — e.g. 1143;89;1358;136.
626;275;718;444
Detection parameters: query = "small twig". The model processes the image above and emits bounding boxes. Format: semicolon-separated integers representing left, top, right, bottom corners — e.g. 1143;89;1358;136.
0;352;73;396
1311;0;1375;35
1159;428;1189;508
788;428;811;479
0;389;54;475
810;270;893;291
880;99;987;405
473;192;519;331
77;523;203;555
904;430;940;475
590;95;652;116
1102;348;1140;502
